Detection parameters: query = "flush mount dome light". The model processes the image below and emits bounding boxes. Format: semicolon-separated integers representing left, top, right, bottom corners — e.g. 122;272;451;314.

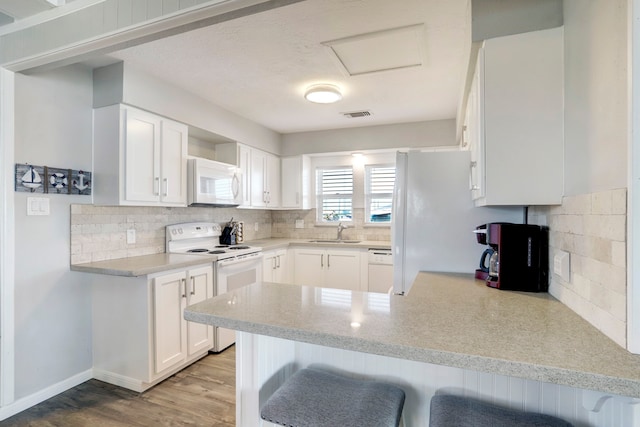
304;84;343;104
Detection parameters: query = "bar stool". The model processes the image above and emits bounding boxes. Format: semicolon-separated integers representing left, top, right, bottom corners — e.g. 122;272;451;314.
429;394;573;427
260;367;406;427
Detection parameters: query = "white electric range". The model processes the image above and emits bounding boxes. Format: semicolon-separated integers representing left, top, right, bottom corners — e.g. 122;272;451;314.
166;222;263;352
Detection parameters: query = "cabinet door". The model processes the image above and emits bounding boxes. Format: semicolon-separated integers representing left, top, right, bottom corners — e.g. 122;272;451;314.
274;250;288;284
262;251;277;282
186;266;213;356
160;119;188;206
293;248;325;287
281;156;301;208
153;271;187;374
250;149;267;207
468;56;485;201
324;249;361;291
266;153;281;207
124;107;161;203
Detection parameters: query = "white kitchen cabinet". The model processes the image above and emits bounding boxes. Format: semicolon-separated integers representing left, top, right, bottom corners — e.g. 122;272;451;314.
93;104;188;206
467;27;563;206
251;149;281;208
263;249;289;283
293;247;362;291
92;264;213;392
281;155;311;209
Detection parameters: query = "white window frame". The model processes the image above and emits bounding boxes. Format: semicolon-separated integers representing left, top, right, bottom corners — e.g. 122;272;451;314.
364;164;395;225
316;166;354;223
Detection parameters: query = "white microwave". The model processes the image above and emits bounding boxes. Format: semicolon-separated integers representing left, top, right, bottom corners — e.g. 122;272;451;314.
187;157;242;207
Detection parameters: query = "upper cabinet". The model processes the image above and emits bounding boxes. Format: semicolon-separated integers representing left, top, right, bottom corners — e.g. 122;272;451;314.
281;155;311;209
465;27;564;206
94;104;188;207
218;142;281;209
250;149;281;208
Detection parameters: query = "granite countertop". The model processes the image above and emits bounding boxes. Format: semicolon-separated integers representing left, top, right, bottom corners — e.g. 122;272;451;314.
245;238;391;251
184;272;640;398
70;239;391;277
70;253;216;277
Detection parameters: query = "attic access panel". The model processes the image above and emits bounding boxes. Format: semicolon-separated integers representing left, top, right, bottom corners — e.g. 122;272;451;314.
323;24;425;76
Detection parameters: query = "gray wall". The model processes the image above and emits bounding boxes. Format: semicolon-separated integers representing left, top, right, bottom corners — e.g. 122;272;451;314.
14;65;94;399
563;0;627;195
281;119;456;156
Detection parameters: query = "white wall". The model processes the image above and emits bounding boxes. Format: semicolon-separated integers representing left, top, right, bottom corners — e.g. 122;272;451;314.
281;119;455;156
13;65;94;399
116;63;282;155
563;0;628;195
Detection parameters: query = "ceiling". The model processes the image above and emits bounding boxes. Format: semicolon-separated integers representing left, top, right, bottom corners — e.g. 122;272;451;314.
102;0;471;134
10;0;471;135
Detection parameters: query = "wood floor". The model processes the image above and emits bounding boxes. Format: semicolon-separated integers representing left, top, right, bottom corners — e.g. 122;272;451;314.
3;346;236;426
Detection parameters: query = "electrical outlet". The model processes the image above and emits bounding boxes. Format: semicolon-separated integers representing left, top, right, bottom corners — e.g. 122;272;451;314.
254;222;259;231
126;229;136;244
295;219;304;229
553;250;570;282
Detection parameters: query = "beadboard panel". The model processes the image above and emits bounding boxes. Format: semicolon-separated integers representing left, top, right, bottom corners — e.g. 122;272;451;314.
0;0;303;71
237;332;638;427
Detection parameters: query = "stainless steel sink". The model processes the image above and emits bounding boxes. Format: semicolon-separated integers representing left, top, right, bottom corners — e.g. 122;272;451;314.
308;239;361;244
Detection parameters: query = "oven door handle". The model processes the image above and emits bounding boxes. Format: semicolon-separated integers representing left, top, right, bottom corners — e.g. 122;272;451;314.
217;253;263;268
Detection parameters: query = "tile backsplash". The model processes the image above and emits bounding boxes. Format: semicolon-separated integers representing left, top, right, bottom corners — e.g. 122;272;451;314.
271;209;391;242
70;205;272;264
529;188;627;347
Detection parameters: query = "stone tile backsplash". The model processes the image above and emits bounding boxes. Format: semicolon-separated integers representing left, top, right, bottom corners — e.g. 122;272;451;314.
70;205;272;264
71;205;390;265
529;188;627;347
271;208;391;242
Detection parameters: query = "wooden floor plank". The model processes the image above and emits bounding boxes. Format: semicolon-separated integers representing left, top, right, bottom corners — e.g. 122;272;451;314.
3;347;236;427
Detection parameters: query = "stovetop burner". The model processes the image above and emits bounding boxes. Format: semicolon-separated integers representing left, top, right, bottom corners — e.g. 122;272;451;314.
166;222;261;260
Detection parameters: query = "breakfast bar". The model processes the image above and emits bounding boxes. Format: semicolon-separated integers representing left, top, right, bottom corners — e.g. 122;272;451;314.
184;272;640;426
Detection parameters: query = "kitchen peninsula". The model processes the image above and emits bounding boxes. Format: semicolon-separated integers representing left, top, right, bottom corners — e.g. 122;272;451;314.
185;272;640;426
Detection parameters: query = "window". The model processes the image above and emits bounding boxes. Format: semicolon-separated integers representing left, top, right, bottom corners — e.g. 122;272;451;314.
316;167;353;222
365;165;395;223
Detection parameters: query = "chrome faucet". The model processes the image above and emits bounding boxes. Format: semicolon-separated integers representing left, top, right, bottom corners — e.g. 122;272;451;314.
337;222;348;240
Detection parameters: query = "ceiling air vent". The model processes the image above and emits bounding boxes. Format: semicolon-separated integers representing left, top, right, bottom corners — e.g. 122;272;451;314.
342;110;372;119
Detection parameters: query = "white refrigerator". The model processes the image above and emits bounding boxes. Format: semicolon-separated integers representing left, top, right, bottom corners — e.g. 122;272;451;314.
392;150;524;295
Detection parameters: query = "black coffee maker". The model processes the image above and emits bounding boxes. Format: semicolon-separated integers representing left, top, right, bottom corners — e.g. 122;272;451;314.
475;223;549;292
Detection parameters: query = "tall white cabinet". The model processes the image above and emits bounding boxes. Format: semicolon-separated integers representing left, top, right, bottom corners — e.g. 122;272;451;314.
91;264;214;392
93;104;188;206
465;27;564;206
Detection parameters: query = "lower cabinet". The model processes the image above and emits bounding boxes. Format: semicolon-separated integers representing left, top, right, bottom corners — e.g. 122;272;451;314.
92;264;213;392
293;247;362;291
263;249;289;284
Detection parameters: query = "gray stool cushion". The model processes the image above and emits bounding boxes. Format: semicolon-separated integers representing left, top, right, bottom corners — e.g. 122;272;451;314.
430;395;573;427
260;367;405;427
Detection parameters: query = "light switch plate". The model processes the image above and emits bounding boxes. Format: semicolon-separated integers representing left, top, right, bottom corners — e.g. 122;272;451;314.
27;197;50;216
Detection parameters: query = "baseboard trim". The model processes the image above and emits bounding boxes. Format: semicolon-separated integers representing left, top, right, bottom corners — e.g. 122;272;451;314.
0;369;92;421
92;369;145;393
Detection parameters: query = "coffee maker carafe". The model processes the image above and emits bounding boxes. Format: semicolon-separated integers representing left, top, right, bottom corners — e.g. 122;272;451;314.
476;223;549;292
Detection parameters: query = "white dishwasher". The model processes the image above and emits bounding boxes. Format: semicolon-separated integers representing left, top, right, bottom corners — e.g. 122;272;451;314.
367;249;393;293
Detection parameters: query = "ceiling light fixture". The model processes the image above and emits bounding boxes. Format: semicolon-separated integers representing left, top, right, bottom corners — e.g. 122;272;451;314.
304;84;343;104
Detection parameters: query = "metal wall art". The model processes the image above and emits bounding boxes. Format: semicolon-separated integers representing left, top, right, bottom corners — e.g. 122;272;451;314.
15;163;91;195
